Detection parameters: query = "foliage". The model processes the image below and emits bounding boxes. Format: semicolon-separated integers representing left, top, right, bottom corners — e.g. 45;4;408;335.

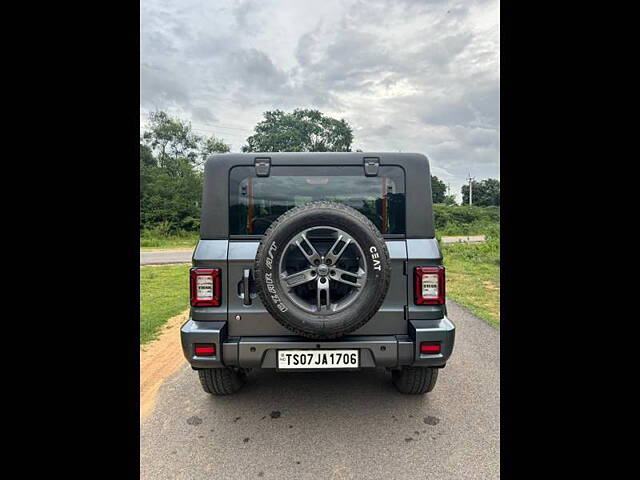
140;110;230;234
442;194;457;205
142;111;201;166
242;109;353;152
140;265;190;344
461;178;500;206
431;175;447;203
433;204;500;239
140;155;202;232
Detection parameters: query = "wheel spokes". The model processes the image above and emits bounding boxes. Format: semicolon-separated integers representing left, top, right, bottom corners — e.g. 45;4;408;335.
279;226;368;315
294;233;321;265
281;269;316;288
329;267;365;288
325;234;352;266
316;277;330;311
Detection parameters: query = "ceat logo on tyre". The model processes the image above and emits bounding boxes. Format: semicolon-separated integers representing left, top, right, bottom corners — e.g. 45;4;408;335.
370;246;382;270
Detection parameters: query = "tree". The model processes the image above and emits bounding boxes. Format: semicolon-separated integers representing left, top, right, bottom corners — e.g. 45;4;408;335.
442;194;457;206
140;110;232;233
461;178;500;206
140;143;156;167
142;111;202;167
198;136;231;165
142;110;230;167
431;175;447;203
242;109;353;152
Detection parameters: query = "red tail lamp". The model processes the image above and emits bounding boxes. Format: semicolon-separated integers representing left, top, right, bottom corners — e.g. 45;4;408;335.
414;266;445;305
420;342;441;355
195;344;216;356
190;268;221;307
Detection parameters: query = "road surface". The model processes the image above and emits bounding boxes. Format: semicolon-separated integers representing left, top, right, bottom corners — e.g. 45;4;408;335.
140;249;193;266
140;301;500;479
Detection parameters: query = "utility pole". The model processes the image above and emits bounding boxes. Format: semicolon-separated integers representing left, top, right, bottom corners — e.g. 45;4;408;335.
467;173;475;205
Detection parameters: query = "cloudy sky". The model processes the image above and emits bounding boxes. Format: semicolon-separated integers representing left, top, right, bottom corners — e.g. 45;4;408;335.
140;0;499;200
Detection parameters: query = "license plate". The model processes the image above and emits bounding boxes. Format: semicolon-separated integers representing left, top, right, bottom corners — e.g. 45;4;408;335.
277;349;359;370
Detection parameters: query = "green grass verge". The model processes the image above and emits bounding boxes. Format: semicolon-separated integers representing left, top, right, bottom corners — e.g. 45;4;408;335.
140;231;199;250
140;265;190;344
443;238;500;327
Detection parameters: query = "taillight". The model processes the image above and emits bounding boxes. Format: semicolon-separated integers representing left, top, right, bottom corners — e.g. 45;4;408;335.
190;268;221;307
420;342;441;354
194;344;216;356
414;266;445;305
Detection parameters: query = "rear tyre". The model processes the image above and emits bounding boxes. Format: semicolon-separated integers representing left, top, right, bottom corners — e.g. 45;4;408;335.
392;366;439;394
198;367;247;395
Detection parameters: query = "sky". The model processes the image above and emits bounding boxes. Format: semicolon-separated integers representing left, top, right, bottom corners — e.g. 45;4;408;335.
140;0;499;201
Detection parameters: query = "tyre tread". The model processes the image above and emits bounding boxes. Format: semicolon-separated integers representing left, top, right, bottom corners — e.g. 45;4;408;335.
392;366;438;394
198;368;245;395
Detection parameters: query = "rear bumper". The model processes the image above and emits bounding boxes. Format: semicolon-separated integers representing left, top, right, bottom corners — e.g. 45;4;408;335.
181;317;455;370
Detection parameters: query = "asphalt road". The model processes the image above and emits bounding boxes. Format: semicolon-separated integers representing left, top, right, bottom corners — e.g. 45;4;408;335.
140;249;193;265
140;301;500;479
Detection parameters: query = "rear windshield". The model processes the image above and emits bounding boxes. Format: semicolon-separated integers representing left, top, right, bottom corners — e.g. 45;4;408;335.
229;165;406;235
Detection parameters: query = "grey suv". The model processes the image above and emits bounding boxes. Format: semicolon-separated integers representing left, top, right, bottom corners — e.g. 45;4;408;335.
181;152;455;395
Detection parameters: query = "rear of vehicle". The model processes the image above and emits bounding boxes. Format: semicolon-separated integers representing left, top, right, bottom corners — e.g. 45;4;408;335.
181;152;455;395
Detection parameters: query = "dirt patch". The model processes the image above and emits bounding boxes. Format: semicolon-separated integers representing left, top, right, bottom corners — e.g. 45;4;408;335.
140;309;189;420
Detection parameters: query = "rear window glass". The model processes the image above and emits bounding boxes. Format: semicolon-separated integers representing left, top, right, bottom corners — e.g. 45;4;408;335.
229;165;406;235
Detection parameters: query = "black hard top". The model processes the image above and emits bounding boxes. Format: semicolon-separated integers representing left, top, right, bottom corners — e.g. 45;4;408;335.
200;152;435;239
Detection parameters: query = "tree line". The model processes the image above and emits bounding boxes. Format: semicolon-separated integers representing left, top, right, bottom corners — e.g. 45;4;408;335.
141;109;500;234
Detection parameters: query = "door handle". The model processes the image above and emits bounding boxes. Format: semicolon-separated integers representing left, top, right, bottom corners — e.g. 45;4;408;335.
243;268;252;306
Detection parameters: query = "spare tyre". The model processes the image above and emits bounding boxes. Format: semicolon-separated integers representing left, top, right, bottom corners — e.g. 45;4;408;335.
254;201;391;339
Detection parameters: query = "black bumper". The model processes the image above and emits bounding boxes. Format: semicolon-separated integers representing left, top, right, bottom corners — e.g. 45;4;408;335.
181;317;455;370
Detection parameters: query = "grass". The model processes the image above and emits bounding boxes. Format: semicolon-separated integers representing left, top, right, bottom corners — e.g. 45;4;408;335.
140;231;199;251
430;205;500;326
443;237;500;327
140;265;190;344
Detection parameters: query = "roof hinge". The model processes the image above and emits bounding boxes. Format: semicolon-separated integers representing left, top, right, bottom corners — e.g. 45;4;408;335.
254;157;271;177
363;157;379;176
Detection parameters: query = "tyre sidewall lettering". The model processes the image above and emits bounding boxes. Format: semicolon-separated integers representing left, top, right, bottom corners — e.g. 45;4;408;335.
369;245;383;272
262;240;288;313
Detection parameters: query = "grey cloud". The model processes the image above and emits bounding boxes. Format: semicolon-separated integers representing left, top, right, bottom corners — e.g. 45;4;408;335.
230;48;290;92
140;63;190;107
421;32;474;68
233;0;264;31
141;0;499;198
421;99;477;127
191;106;217;123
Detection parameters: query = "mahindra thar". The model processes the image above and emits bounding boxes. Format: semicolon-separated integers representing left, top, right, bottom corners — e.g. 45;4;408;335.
181;152;455;395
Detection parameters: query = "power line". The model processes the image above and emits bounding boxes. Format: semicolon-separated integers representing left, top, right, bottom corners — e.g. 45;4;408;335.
189;127;247;138
189;123;253;133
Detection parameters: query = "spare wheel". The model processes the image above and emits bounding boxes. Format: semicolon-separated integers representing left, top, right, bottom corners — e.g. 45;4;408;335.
254;201;391;339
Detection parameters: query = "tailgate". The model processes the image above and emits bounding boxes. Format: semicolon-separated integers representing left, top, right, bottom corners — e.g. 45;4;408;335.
226;240;408;336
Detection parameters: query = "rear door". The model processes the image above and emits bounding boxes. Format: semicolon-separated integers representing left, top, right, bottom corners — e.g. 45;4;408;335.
226;164;408;336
